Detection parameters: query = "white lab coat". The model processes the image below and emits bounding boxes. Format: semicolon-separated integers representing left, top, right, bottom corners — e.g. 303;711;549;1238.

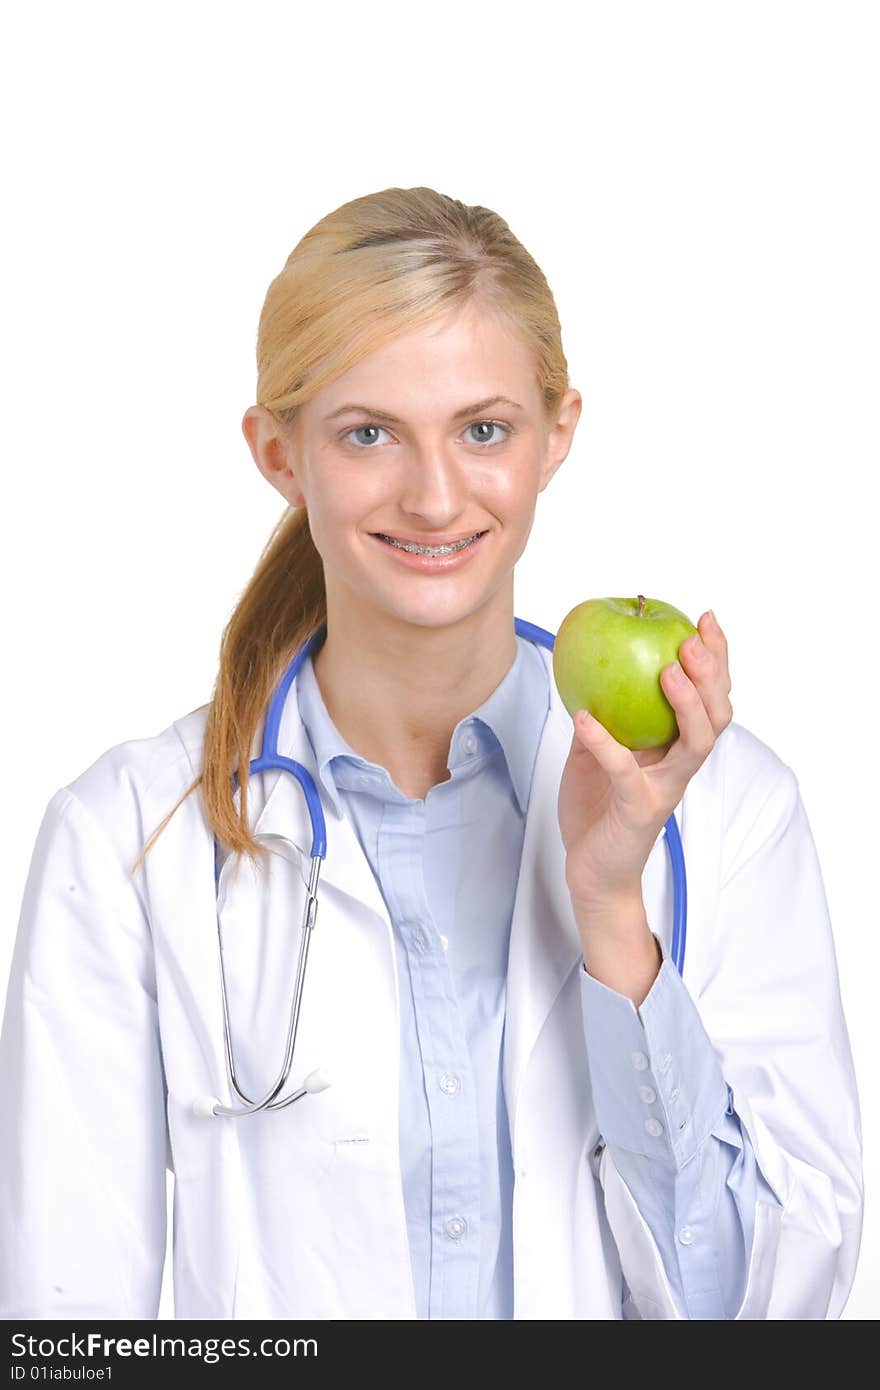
0;643;863;1320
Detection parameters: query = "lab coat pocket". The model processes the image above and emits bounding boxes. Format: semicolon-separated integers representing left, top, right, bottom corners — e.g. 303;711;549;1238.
224;1119;342;1319
321;1127;417;1318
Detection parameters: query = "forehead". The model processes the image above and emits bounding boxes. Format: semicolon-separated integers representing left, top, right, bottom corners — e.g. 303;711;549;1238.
309;306;540;421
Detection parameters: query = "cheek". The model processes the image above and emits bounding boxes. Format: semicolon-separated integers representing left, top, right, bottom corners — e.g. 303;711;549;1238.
488;454;542;511
306;497;380;575
316;460;389;518
492;478;540;537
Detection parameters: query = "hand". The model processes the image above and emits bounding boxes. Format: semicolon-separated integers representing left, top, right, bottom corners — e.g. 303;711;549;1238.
558;610;733;913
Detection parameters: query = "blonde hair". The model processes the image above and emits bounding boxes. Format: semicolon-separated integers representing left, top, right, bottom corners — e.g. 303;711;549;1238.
130;185;571;878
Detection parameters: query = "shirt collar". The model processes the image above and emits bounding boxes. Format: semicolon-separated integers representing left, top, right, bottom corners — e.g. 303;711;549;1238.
295;632;550;817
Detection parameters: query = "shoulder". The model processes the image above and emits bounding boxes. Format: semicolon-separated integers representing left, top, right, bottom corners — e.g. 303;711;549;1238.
43;703;214;883
697;718;801;883
64;703;210;815
708;716;797;794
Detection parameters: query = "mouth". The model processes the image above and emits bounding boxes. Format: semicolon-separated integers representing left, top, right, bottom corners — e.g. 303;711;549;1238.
371;530;488;557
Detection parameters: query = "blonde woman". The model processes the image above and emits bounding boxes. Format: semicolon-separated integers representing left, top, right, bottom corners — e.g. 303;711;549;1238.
0;187;862;1320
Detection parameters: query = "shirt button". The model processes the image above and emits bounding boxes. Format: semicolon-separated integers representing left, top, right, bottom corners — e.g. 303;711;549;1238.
445;1215;467;1240
464;734;477;754
644;1117;664;1137
439;1073;460;1094
669;1086;680;1102
631;1051;649;1071
678;1226;695;1246
412;928;430;952
638;1085;656;1104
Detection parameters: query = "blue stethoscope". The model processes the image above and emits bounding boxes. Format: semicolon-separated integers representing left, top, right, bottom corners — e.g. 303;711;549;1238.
193;617;687;1119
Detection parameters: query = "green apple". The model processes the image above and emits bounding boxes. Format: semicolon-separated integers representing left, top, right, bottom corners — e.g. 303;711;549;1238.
552;594;699;750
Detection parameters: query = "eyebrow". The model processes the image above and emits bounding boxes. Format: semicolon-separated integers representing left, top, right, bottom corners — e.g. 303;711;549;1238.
323;394;525;424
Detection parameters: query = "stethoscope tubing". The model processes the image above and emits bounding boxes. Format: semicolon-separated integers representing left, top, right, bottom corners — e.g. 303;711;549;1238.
196;617;686;1118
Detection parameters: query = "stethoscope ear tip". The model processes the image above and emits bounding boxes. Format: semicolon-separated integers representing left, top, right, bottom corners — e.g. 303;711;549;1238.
304;1066;333;1094
192;1096;220;1118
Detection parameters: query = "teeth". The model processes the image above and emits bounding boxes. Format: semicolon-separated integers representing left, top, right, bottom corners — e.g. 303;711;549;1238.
378;532;483;556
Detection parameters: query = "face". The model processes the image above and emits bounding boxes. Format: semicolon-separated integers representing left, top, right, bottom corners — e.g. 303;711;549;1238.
242;301;581;635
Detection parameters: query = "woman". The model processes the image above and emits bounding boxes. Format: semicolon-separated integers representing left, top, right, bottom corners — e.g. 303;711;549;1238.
0;187;863;1320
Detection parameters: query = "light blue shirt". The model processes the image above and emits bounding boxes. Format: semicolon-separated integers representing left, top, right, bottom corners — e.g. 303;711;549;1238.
296;632;772;1319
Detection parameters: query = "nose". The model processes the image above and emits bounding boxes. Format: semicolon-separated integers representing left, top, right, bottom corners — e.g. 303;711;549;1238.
396;445;471;522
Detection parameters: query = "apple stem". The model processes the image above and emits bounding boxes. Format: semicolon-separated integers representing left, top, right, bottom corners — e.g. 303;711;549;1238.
637;593;646;618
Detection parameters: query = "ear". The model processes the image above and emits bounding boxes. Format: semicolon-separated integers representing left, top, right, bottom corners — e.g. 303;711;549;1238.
241;406;307;508
538;388;583;493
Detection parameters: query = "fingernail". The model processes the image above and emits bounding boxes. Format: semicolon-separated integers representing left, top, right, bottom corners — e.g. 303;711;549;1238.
707;609;718;626
668;660;685;683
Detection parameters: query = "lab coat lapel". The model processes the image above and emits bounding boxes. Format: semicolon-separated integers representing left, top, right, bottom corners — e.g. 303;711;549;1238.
503;667;584;1153
503;650;670;1158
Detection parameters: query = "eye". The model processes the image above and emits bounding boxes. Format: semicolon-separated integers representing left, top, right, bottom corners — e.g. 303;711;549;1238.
341;420;513;449
465;420;511;446
343;424;391;448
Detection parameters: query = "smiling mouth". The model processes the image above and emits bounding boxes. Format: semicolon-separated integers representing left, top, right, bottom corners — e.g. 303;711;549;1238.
372;531;487;556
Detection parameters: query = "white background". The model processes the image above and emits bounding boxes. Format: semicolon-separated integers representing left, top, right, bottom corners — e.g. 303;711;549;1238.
1;0;876;1320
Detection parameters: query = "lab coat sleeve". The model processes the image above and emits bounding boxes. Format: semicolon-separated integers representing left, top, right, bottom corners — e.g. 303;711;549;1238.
0;787;168;1319
588;764;864;1319
580;945;779;1318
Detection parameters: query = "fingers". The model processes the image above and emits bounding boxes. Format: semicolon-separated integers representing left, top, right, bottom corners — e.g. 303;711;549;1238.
687;611;732;695
703;610;728;662
660;659;716;762
665;610;733;747
573;709;649;813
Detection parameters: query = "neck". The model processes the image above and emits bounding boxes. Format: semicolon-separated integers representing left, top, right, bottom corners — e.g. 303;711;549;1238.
310;588;518;785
